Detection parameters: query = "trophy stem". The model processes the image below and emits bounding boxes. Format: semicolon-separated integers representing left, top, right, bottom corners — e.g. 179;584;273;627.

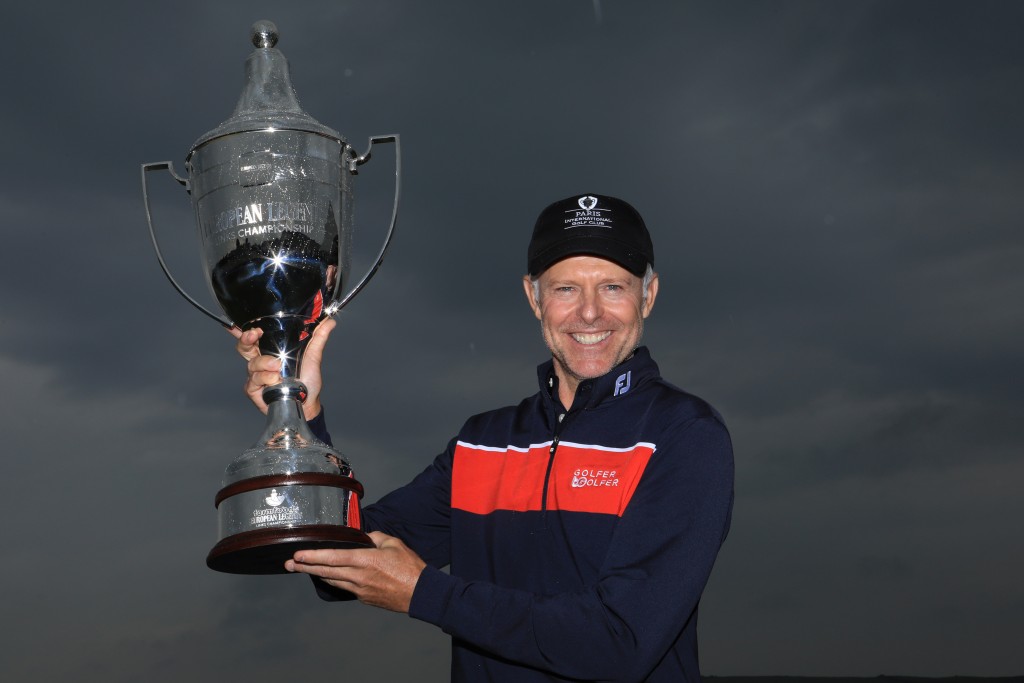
259;382;313;448
252;315;313;380
262;378;309;409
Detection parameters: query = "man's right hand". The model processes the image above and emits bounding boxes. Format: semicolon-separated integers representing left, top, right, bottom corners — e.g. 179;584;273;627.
230;318;336;420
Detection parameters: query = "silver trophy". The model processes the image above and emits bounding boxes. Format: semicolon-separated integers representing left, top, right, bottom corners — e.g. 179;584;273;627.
141;20;400;574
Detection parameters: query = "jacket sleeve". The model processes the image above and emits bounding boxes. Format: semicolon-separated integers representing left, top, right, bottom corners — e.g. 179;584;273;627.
360;438;457;570
306;410;332;446
407;416;734;682
311;430;455;601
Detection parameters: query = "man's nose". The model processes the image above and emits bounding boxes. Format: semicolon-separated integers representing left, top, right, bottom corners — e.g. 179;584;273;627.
577;288;603;323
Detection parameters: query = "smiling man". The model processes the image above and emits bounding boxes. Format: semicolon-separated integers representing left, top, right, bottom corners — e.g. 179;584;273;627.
238;193;734;682
521;195;658;409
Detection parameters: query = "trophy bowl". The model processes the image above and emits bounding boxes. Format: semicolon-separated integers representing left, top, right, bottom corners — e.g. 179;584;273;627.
142;20;400;574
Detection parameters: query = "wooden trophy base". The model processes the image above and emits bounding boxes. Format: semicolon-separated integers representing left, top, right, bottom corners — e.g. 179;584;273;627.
207;524;373;574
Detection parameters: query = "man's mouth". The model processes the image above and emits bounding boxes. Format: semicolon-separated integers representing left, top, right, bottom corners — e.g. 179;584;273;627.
570;331;612;345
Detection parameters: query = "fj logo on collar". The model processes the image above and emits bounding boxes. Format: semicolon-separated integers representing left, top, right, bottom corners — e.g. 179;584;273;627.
613;371;632;396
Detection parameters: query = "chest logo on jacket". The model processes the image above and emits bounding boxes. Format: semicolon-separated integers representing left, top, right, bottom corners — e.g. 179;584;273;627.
571;469;620;488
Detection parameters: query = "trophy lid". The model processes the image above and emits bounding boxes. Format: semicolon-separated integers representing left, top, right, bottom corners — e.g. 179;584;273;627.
189;20;343;155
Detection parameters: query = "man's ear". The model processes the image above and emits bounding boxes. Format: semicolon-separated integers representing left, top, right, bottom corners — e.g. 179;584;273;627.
522;276;542;320
641;273;659;318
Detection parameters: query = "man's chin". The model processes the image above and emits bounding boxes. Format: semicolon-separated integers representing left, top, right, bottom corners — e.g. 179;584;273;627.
562;359;616;382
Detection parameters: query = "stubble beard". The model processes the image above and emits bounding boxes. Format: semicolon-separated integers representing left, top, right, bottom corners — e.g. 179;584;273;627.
542;316;644;386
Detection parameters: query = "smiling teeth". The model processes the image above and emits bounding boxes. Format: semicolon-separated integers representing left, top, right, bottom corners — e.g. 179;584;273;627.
572;332;611;345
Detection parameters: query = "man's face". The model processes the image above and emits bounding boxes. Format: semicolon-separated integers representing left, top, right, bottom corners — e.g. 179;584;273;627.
523;256;658;394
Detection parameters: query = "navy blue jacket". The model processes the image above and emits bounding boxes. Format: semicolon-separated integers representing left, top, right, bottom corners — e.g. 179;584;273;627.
316;348;733;682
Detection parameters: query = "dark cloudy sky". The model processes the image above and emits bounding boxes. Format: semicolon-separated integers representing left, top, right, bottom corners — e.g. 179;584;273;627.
2;1;1022;680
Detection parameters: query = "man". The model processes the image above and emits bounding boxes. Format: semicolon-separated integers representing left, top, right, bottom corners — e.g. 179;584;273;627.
236;193;734;682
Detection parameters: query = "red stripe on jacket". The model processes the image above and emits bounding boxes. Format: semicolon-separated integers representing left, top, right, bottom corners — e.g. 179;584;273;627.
452;441;655;517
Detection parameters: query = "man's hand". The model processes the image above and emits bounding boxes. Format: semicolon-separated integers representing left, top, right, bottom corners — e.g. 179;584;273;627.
284;532;427;613
230;318;336;420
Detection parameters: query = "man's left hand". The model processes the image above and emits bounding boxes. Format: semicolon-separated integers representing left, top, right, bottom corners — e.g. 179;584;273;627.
230;317;336;420
285;531;427;613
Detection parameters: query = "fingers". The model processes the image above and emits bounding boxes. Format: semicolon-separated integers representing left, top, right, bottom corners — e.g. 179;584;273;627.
285;534;426;613
298;318;335;420
244;365;283;401
246;354;282;379
303;318;336;369
285;548;371;591
233;321;333;419
289;548;365;570
235;328;274;414
234;326;264;362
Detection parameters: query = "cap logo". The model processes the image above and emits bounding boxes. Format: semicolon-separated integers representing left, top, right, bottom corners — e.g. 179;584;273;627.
562;195;613;230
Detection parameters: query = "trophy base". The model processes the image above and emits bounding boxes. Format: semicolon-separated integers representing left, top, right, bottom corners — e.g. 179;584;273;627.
207;524;373;575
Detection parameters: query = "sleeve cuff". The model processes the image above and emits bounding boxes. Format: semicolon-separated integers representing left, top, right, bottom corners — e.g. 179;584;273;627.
408;565;455;627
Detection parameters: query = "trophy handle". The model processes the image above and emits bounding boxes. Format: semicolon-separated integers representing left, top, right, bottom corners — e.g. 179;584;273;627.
327;134;401;315
141;161;235;329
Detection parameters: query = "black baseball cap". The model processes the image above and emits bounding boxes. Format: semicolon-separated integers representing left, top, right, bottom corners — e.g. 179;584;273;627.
527;193;654;277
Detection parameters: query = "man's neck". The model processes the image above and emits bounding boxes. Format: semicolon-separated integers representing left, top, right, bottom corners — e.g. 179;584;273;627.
557;384;576;411
552;364;579;411
550;348;641;411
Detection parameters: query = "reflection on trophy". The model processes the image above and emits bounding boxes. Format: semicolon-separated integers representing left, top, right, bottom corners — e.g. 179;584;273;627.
141;20;400;574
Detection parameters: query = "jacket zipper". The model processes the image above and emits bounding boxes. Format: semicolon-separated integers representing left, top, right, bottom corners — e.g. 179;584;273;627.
540;410;568;515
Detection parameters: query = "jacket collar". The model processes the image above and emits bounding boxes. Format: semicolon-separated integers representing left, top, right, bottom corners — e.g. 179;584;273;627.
536;346;661;412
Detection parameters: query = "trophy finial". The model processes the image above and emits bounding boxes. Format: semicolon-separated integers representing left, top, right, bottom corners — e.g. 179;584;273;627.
251;20;279;49
191;19;341;149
